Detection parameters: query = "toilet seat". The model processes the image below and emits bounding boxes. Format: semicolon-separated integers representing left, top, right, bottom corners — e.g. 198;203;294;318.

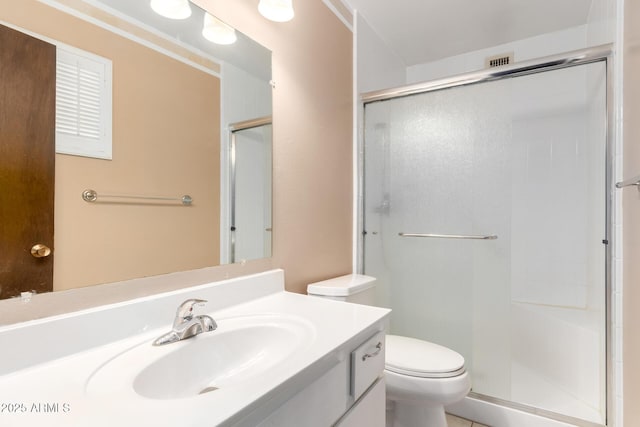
385;335;466;379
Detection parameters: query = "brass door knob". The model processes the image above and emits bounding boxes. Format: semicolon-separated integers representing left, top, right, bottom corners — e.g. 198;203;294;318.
31;244;51;258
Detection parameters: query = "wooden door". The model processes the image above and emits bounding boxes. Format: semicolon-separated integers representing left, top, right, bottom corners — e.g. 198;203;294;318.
0;24;56;299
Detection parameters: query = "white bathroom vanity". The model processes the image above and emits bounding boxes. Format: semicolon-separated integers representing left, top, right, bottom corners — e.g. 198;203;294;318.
0;270;390;426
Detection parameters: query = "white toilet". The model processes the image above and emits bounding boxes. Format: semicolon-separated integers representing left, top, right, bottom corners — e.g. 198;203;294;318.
307;274;471;427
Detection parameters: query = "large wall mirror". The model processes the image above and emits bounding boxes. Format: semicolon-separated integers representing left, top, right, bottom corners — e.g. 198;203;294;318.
0;0;272;300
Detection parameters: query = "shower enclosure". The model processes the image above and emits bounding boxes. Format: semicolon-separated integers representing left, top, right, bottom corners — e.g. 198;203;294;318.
360;47;611;426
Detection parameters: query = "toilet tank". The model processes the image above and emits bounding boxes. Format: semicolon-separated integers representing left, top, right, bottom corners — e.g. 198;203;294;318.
307;274;377;306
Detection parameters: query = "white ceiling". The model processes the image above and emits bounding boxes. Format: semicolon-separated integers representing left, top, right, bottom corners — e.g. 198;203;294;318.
343;0;593;66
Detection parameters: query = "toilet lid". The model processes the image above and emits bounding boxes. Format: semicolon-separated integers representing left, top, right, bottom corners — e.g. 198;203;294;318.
385;335;466;378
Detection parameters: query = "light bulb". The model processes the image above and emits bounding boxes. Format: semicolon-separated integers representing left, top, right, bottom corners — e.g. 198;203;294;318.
202;13;237;45
150;0;192;20
258;0;294;23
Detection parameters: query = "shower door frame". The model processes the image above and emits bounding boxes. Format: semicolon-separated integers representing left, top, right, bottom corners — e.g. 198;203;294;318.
358;44;614;427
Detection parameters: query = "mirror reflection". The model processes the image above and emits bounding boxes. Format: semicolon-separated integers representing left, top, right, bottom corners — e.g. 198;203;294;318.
0;0;272;299
229;118;273;264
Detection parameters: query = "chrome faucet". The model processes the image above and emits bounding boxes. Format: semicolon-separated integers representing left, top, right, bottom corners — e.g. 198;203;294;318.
153;299;217;346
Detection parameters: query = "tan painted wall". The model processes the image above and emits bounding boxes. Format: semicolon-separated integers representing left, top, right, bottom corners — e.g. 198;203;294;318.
623;0;640;424
1;0;221;290
194;0;354;293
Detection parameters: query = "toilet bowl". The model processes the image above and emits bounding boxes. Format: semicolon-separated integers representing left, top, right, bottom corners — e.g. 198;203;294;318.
307;274;471;427
384;335;471;427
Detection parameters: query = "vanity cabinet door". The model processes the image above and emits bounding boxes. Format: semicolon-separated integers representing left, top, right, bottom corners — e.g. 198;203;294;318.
0;23;55;299
335;378;385;427
253;360;350;427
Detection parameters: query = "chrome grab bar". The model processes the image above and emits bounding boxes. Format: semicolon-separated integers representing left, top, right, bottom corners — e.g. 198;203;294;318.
399;232;498;240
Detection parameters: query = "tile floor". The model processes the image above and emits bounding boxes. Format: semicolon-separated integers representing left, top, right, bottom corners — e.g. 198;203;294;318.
446;413;490;427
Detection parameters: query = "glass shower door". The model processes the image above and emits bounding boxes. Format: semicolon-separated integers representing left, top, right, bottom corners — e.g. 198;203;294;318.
362;61;607;424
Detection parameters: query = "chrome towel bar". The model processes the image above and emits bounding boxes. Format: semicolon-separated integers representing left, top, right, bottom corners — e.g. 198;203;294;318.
615;175;640;192
82;189;193;205
399;232;498;240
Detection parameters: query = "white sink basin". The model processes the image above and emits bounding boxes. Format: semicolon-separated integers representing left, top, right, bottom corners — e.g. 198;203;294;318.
86;313;315;400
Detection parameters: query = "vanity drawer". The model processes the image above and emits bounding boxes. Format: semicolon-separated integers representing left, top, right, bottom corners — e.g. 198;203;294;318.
351;331;385;400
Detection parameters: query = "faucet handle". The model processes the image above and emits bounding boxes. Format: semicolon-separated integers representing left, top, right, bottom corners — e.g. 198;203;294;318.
174;299;208;324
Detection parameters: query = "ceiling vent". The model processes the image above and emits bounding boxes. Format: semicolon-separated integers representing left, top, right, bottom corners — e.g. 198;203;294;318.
485;52;514;68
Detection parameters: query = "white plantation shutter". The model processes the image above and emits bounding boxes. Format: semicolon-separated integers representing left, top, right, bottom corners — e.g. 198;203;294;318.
55;47;112;159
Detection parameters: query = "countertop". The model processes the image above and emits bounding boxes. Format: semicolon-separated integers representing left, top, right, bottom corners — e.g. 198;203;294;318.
0;289;389;427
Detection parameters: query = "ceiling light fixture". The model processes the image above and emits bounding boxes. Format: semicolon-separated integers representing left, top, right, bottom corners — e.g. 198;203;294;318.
202;13;237;45
258;0;295;23
150;0;192;20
